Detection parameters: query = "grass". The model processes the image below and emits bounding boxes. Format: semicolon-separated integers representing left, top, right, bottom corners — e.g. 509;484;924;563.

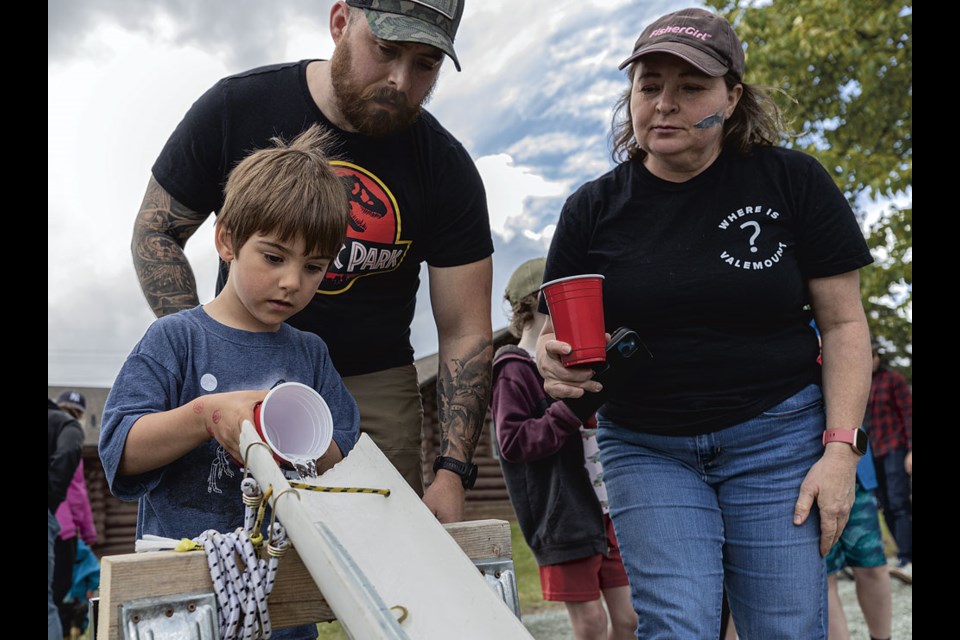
509;519;562;615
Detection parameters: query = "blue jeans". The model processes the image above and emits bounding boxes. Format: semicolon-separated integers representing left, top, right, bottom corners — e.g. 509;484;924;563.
48;510;62;640
597;384;828;639
872;447;912;563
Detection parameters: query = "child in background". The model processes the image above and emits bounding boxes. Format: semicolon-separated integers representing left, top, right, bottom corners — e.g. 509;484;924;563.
100;124;360;640
491;258;637;640
815;327;893;640
53;390;98;636
825;442;893;640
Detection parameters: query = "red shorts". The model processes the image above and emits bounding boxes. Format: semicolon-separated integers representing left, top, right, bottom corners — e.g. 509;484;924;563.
538;513;630;602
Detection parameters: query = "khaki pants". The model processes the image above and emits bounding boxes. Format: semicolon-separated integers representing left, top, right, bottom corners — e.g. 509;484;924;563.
342;364;425;495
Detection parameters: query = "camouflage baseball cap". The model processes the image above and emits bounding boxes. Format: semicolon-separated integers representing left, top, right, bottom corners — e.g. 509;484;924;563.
346;0;464;71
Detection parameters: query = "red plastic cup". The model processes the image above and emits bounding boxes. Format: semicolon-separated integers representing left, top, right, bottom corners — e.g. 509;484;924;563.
540;274;606;367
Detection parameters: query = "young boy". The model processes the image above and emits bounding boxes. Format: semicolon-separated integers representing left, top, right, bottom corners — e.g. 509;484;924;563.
491;258;637;640
100;124;360;638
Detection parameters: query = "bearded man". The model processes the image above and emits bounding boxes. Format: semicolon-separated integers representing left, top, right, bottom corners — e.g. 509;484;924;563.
130;0;491;551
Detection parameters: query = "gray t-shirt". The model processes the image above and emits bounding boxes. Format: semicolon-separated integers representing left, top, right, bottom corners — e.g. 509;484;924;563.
99;306;360;540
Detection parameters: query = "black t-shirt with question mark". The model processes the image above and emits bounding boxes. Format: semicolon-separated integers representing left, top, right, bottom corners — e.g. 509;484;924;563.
540;146;873;435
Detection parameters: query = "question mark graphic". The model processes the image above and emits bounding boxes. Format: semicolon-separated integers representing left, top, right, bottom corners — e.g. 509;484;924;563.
739;221;760;253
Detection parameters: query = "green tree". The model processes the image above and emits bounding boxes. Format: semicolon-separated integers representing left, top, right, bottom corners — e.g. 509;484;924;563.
706;0;912;379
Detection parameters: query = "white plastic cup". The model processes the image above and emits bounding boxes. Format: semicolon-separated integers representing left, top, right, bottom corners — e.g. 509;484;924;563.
253;382;333;471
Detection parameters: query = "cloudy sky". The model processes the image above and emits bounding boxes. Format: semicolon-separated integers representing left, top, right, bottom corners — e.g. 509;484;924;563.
48;0;699;387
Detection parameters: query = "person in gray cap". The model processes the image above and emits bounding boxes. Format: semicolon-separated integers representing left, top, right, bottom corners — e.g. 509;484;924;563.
535;7;874;638
129;0;493;557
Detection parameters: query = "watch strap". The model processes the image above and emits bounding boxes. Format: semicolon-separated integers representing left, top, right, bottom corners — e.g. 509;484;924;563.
822;429;867;455
433;455;478;489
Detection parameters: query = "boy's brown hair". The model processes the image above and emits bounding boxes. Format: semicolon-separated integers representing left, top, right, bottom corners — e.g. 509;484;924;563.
507;295;538;339
218;123;348;258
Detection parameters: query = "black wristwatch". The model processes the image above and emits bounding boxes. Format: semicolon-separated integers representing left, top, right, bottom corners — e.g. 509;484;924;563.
433;455;478;490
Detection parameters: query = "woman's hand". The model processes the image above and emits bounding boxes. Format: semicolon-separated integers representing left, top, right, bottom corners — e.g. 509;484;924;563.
793;444;859;556
535;319;606;399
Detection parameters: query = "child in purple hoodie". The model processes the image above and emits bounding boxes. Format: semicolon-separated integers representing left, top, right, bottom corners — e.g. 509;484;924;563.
491;258;636;640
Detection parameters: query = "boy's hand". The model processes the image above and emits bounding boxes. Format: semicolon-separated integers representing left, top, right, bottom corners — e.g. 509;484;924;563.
200;389;270;462
315;440;344;474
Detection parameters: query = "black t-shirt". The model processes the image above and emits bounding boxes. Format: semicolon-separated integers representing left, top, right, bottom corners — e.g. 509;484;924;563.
152;60;493;376
540;147;873;435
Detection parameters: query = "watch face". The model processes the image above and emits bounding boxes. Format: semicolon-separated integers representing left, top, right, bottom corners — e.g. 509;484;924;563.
854;429;869;455
464;463;478;488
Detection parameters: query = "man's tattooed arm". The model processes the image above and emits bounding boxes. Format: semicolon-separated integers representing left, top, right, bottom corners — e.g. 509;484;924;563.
420;258;492;522
437;336;493;465
132;175;208;318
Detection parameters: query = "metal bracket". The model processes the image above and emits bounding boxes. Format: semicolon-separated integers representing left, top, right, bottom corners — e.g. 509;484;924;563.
474;558;521;619
120;591;219;640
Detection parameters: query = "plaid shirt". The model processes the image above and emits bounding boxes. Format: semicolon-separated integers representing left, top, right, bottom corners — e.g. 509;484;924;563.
865;367;912;457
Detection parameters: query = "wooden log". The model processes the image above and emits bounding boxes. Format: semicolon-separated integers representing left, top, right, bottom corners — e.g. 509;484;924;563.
471;477;507;490
460;488;513;500
104;511;139;526
98;518;512;640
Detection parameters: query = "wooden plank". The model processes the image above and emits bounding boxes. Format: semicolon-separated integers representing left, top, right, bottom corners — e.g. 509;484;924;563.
98;517;512;640
442;519;511;561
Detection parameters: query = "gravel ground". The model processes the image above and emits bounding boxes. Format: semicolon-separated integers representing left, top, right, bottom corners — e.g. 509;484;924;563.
836;571;912;639
522;572;912;639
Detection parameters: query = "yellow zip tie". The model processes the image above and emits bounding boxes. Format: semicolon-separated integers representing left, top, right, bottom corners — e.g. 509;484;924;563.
248;531;264;548
288;481;391;497
174;538;205;552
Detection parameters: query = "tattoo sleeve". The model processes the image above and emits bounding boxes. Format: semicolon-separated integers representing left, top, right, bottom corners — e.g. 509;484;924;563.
437;337;493;463
132;176;208;318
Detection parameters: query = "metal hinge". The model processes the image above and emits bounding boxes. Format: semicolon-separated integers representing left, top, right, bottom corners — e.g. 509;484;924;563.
475;558;521;619
120;591;219;640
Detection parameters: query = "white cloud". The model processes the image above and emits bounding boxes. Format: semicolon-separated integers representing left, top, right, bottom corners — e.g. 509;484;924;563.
48;22;231;385
475;154;569;241
48;0;697;385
